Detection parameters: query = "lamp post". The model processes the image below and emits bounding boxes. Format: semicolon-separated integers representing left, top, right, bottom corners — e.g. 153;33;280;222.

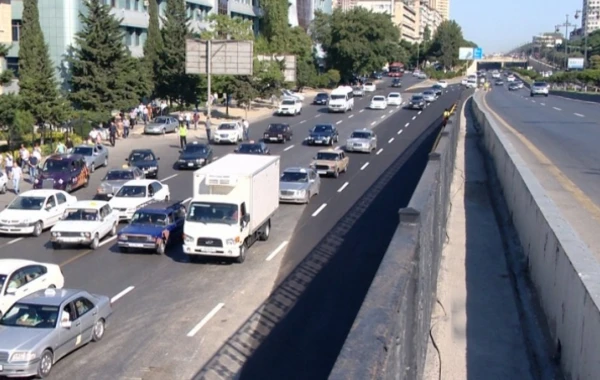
574;8;599;68
555;14;576;68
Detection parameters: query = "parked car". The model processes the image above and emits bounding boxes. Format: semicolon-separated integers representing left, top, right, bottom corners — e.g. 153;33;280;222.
263;123;293;143
213;122;243;144
72;144;109;173
143;116;179;134
281;89;305;101
0;171;7;194
33;154;90;193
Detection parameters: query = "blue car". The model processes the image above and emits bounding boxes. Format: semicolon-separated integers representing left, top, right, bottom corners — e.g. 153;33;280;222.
117;201;186;254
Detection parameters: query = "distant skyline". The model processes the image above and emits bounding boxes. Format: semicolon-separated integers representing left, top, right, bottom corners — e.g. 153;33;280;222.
451;0;583;53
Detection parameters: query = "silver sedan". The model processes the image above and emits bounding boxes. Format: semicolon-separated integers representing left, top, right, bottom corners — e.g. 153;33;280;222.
72;144;109;173
279;167;320;204
345;129;377;153
0;288;112;378
96;166;145;199
143;116;179;134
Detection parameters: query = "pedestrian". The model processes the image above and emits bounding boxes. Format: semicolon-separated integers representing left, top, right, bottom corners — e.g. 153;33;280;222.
66;137;74;153
193;110;200;130
129;108;137;128
12;162;22;194
242;119;250;141
185;111;192;129
142;106;149;125
178;113;184;127
29;147;40;180
205;116;212;143
178;123;188;149
109;122;117;146
5;153;13;180
19;144;29;169
123;117;130;138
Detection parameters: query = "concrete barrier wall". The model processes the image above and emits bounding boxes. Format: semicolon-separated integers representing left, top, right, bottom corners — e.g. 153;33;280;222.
513;73;600;103
470;93;600;380
329;94;466;380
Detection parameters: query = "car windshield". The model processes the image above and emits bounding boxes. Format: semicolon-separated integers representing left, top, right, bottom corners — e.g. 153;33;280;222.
424;91;434;95
282;100;295;105
42;159;70;172
183;144;207;153
313;125;332;133
63;208;100;221
115;185;147;198
218;124;236;130
7;196;45;210
238;144;262;154
351;131;371;139
268;124;285;132
281;171;308;182
129;152;154;162
317;93;328;98
365;83;373;86
131;211;168;225
152;117;168;124
187;202;238;224
73;146;93;156
412;96;424;101
0;274;5;289
316;152;338;160
372;97;385;101
533;82;547;87
0;303;59;329
104;170;135;181
388;94;400;98
330;94;346;100
353;87;362;91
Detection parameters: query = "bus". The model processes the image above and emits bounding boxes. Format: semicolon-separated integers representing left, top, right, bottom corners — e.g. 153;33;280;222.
388;62;404;77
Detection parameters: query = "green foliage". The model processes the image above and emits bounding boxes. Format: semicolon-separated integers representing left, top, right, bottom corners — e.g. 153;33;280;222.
0;94;20;133
423;67;463;80
18;0;63;125
229;78;259;118
0;44;9;57
253;59;285;98
0;69;14;86
260;0;290;52
423;26;431;43
590;55;600;70
325;69;340;86
296;59;318;90
155;0;199;108
69;0;139;115
545;70;600;86
426;20;465;69
13;110;35;138
143;0;163;95
201;14;254;40
513;68;540;81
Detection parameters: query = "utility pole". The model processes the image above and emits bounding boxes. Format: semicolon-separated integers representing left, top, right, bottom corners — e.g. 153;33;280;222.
206;40;212;118
556;14;575;69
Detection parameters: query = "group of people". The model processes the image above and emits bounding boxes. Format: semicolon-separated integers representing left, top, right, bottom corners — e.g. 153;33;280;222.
0;144;44;194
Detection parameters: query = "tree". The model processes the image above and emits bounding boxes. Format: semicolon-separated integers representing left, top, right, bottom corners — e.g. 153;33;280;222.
0;44;14;86
0;94;21;136
18;0;62;125
423;26;431;43
229;79;258;119
155;0;198;108
69;0;139;118
253;59;285;98
260;0;290;52
426;20;464;69
143;0;163;95
201;14;254;40
590;55;600;70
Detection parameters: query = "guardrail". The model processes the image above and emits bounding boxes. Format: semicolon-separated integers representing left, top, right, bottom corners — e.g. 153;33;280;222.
470;92;600;380
329;93;467;380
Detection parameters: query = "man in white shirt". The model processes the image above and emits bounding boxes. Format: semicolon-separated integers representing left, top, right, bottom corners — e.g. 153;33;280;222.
19;144;30;164
12;162;22;194
142;107;149;125
242;119;250;141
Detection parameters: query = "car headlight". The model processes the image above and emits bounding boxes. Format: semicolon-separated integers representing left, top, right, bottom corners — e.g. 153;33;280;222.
127;208;136;213
297;190;306;197
34;179;39;184
10;351;36;362
183;234;194;243
83;232;91;238
196;158;204;163
58;179;64;184
178;159;185;163
119;234;128;240
52;232;61;237
148;166;157;170
225;237;240;245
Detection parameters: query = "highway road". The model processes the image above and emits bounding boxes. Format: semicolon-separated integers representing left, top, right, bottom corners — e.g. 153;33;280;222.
483;84;600;260
0;76;463;379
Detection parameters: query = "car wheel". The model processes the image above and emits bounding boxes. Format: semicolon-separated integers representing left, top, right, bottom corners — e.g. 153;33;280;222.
162;128;166;135
305;192;311;204
164;195;169;201
109;223;117;236
83;176;90;188
37;349;54;378
92;319;106;342
545;94;548;97
52;242;61;250
333;169;339;178
156;238;166;255
33;221;43;237
90;234;100;250
235;242;247;263
104;157;108;167
259;221;270;241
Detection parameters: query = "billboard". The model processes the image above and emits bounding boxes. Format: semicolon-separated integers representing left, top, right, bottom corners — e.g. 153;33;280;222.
459;47;474;60
257;55;297;82
185;39;254;75
568;57;584;70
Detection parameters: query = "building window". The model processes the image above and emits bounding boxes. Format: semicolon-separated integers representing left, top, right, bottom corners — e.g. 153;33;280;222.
135;30;140;46
218;0;228;15
6;57;19;77
12;20;21;42
126;0;131;9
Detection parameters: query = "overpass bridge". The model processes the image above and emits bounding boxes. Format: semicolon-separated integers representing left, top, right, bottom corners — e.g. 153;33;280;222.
477;56;529;70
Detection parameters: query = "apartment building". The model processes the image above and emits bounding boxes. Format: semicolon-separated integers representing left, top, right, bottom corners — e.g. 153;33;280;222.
289;0;333;29
5;0;261;81
417;0;441;40
393;0;418;43
582;0;600;34
532;32;563;48
433;0;448;20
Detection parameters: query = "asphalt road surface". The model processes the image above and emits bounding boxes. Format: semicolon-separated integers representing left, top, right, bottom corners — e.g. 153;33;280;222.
483;84;600;260
0;76;464;380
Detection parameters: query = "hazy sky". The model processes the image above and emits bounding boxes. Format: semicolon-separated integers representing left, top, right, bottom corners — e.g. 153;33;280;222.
451;0;583;53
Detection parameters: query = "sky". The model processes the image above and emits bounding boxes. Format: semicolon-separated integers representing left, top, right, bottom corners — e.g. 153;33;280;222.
451;0;584;54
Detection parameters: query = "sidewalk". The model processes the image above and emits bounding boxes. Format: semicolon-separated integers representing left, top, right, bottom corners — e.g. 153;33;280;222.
423;101;533;379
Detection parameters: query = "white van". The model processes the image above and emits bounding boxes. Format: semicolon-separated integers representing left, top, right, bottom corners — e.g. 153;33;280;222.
328;86;354;113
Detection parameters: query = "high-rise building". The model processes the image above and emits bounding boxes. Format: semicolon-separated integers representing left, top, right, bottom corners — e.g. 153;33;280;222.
433;0;448;20
5;0;261;81
334;0;357;11
288;0;333;29
417;0;441;40
392;0;419;43
582;0;600;35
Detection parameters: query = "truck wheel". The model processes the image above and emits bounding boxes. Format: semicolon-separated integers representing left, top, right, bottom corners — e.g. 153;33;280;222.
260;221;271;241
235;243;247;263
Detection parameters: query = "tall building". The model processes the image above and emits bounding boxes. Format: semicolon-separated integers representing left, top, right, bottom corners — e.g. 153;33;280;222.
334;0;356;11
289;0;333;29
392;0;418;43
417;0;441;41
5;0;261;81
532;32;563;48
433;0;448;20
582;0;600;35
0;0;11;94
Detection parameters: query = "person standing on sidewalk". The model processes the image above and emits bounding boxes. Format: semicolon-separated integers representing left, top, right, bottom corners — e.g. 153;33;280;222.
12;162;22;194
242;119;250;141
28;148;40;180
193;110;200;130
5;153;13;180
205;117;212;143
19;144;29;169
178;123;188;149
185;111;192;129
123;117;130;138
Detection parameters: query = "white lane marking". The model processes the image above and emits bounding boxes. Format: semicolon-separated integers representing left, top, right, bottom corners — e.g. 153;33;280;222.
161;174;178;182
111;286;135;303
360;162;369;170
371;121;376;126
397;129;403;135
540;103;545;106
388;137;394;143
412;116;416;120
99;235;118;247
418;111;422;115
312;203;327;217
553;107;561;111
380;115;385;119
531;100;536;103
284;144;295;151
266;241;289;261
7;238;23;245
187;303;225;337
348;114;354;119
574;113;585;117
405;123;409;127
376;148;383;155
359;109;364;113
337;182;349;193
183;197;192;203
388;110;394;114
300;120;306;124
315;114;321;118
336;120;342;125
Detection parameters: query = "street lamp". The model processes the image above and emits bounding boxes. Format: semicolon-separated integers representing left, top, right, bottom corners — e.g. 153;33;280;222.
556;14;576;68
574;8;599;68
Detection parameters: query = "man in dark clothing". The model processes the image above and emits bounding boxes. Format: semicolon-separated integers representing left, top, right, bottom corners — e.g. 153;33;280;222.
109;123;117;146
205;117;212;143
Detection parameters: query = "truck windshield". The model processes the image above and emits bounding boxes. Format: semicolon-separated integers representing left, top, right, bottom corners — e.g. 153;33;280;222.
187;202;238;224
389;66;401;72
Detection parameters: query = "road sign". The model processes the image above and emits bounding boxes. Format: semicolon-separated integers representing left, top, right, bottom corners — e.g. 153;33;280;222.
473;48;483;60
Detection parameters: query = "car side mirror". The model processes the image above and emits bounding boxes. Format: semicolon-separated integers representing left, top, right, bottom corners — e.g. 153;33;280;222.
61;320;72;329
6;288;16;295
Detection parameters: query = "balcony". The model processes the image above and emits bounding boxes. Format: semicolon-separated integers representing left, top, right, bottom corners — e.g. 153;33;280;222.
228;1;262;17
110;8;150;29
189;19;211;33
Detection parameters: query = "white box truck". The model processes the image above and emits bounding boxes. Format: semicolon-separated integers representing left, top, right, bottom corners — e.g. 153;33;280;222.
183;154;280;263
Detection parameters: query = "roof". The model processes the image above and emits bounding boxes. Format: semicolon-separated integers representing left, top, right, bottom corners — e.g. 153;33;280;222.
139;200;183;213
317;148;343;153
107;166;138;172
68;200;108;210
0;259;43;275
46;154;83;161
352;128;373;133
195;154;278;176
130;149;154;153
388;92;401;95
283;167;311;173
18;189;64;198
122;179;158;186
20;289;83;306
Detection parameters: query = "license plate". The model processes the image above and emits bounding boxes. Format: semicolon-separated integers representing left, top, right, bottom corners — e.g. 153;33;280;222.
128;243;145;247
317;170;326;175
188;162;194;166
315;141;322;144
270;137;278;141
202;247;218;253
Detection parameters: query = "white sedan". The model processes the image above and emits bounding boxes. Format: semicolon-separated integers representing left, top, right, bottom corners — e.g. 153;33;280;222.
436;80;448;88
363;82;376;92
369;95;388;110
0;259;65;317
213;122;243;144
0;190;77;236
387;92;402;106
282;89;305;101
277;97;302;115
50;200;119;249
108;179;170;221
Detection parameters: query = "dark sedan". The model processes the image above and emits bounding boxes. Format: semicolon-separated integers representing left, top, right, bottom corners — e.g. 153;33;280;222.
307;124;339;146
313;93;329;105
177;142;213;169
235;141;271;155
408;95;426;110
391;78;402;87
125;149;160;178
263;123;293;143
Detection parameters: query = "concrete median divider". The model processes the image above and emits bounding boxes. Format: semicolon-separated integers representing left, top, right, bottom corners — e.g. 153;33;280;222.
470;92;600;380
329;93;467;380
513;73;600;103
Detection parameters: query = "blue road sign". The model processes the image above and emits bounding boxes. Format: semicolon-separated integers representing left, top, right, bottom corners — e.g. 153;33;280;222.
473;47;483;60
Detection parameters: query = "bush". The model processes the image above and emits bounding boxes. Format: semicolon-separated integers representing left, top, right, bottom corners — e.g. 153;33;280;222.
325;69;341;87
